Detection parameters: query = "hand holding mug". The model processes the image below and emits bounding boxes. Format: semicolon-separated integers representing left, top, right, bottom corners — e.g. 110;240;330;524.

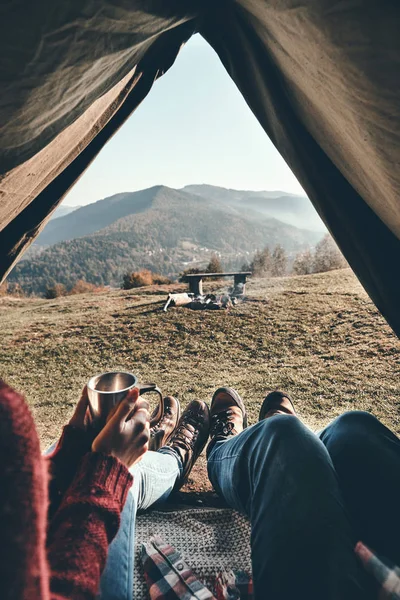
87;371;162;424
68;385;93;431
92;388;150;468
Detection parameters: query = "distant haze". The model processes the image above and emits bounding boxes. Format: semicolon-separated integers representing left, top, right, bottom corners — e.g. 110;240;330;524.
50;205;81;220
42;185;325;248
183;185;325;232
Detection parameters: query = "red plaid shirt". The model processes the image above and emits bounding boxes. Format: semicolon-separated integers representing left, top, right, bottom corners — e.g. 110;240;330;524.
141;536;400;600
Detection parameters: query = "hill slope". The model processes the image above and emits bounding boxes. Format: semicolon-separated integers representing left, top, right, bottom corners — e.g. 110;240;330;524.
183;184;326;231
51;205;81;220
9;186;323;294
0;269;398;475
37;188;159;246
37;184;325;247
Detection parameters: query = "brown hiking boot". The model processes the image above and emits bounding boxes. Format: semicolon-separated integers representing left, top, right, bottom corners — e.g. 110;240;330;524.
207;387;247;457
259;390;296;420
166;400;210;490
149;396;180;451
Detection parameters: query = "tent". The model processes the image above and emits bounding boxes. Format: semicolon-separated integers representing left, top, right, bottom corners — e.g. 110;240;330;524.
1;1;399;336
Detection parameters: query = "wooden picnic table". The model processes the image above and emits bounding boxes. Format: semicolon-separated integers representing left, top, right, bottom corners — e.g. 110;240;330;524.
182;271;252;296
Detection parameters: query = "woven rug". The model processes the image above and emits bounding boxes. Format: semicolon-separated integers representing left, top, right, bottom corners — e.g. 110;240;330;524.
133;507;252;599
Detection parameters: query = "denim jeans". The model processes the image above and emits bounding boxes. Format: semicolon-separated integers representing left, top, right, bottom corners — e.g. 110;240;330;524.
45;443;182;600
207;411;400;600
99;447;182;599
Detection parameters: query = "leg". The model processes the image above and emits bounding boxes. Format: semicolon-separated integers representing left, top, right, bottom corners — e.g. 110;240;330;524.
319;411;400;563
208;416;371;600
99;397;209;600
47;399;207;600
98;448;182;600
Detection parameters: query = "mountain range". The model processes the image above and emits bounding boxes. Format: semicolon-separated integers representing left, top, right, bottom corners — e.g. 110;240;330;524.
183;185;324;231
10;184;325;294
50;205;81;220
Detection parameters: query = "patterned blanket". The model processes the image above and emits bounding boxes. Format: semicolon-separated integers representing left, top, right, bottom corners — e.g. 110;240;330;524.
134;507;400;599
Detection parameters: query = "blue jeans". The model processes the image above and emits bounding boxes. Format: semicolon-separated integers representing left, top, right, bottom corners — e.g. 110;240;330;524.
208;411;400;600
99;447;182;599
45;443;182;600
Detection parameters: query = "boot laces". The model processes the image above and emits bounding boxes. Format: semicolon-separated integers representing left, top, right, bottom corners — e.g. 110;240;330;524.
211;409;237;437
151;405;173;434
172;413;202;453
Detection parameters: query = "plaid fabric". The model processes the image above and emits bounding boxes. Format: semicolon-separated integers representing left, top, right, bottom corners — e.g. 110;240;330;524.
141;536;215;599
142;536;400;599
213;570;253;600
355;542;400;599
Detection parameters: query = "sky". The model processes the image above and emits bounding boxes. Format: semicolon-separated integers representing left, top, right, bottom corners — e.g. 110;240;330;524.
64;34;305;207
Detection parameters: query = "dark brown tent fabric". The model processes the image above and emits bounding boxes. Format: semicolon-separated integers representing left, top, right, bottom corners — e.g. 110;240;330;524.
0;1;399;335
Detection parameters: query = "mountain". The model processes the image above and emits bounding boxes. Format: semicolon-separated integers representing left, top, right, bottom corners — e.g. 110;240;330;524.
19;203;81;261
36;184;325;247
183;184;294;202
36;189;156;246
50;205;81;220
9;185;324;294
183;184;325;232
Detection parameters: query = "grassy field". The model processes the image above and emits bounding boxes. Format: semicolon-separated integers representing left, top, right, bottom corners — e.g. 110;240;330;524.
1;269;399;492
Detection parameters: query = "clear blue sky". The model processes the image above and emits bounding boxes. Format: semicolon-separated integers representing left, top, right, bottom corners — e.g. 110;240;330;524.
64;35;305;207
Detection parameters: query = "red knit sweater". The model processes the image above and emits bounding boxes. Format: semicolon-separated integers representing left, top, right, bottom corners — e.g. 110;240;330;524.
0;380;133;600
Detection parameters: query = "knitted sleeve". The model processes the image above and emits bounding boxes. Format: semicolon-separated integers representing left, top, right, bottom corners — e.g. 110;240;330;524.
47;452;132;600
47;425;95;519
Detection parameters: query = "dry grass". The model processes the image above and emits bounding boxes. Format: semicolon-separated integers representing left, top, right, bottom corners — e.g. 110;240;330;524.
0;269;399;492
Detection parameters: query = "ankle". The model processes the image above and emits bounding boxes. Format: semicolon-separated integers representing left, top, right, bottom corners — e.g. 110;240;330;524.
159;445;184;473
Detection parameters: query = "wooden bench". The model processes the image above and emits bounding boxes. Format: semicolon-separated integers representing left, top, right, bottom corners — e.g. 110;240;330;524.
182;271;252;296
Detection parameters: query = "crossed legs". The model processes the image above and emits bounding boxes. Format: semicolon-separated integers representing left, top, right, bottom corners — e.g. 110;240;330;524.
208;408;400;599
319;411;400;565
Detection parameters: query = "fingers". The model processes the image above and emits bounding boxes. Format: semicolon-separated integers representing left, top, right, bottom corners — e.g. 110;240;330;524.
91;388;150;468
112;388;140;419
131;398;150;417
133;416;150;460
127;399;150;453
105;392;149;425
131;401;150;430
76;385;89;414
69;385;90;429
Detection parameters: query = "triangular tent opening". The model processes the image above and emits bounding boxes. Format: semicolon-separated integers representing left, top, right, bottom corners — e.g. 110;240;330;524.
0;1;399;335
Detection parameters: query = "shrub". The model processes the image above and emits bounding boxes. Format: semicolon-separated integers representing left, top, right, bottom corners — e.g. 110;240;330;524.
292;249;313;275
122;270;153;289
250;247;272;277
122;269;170;289
44;283;67;299
68;280;105;295
313;234;347;273
152;273;172;285
206;255;223;274
0;281;26;296
271;245;288;277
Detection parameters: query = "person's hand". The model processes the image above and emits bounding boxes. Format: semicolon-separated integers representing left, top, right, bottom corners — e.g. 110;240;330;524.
68;386;93;431
91;388;150;469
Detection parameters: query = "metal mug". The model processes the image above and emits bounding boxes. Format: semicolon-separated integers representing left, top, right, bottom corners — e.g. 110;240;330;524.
87;370;162;423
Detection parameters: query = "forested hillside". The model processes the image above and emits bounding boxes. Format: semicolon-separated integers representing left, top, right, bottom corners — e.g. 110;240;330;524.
9;185;324;294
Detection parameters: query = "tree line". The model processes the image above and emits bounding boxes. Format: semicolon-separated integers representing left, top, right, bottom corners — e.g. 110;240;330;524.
243;234;347;278
1;234;347;297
